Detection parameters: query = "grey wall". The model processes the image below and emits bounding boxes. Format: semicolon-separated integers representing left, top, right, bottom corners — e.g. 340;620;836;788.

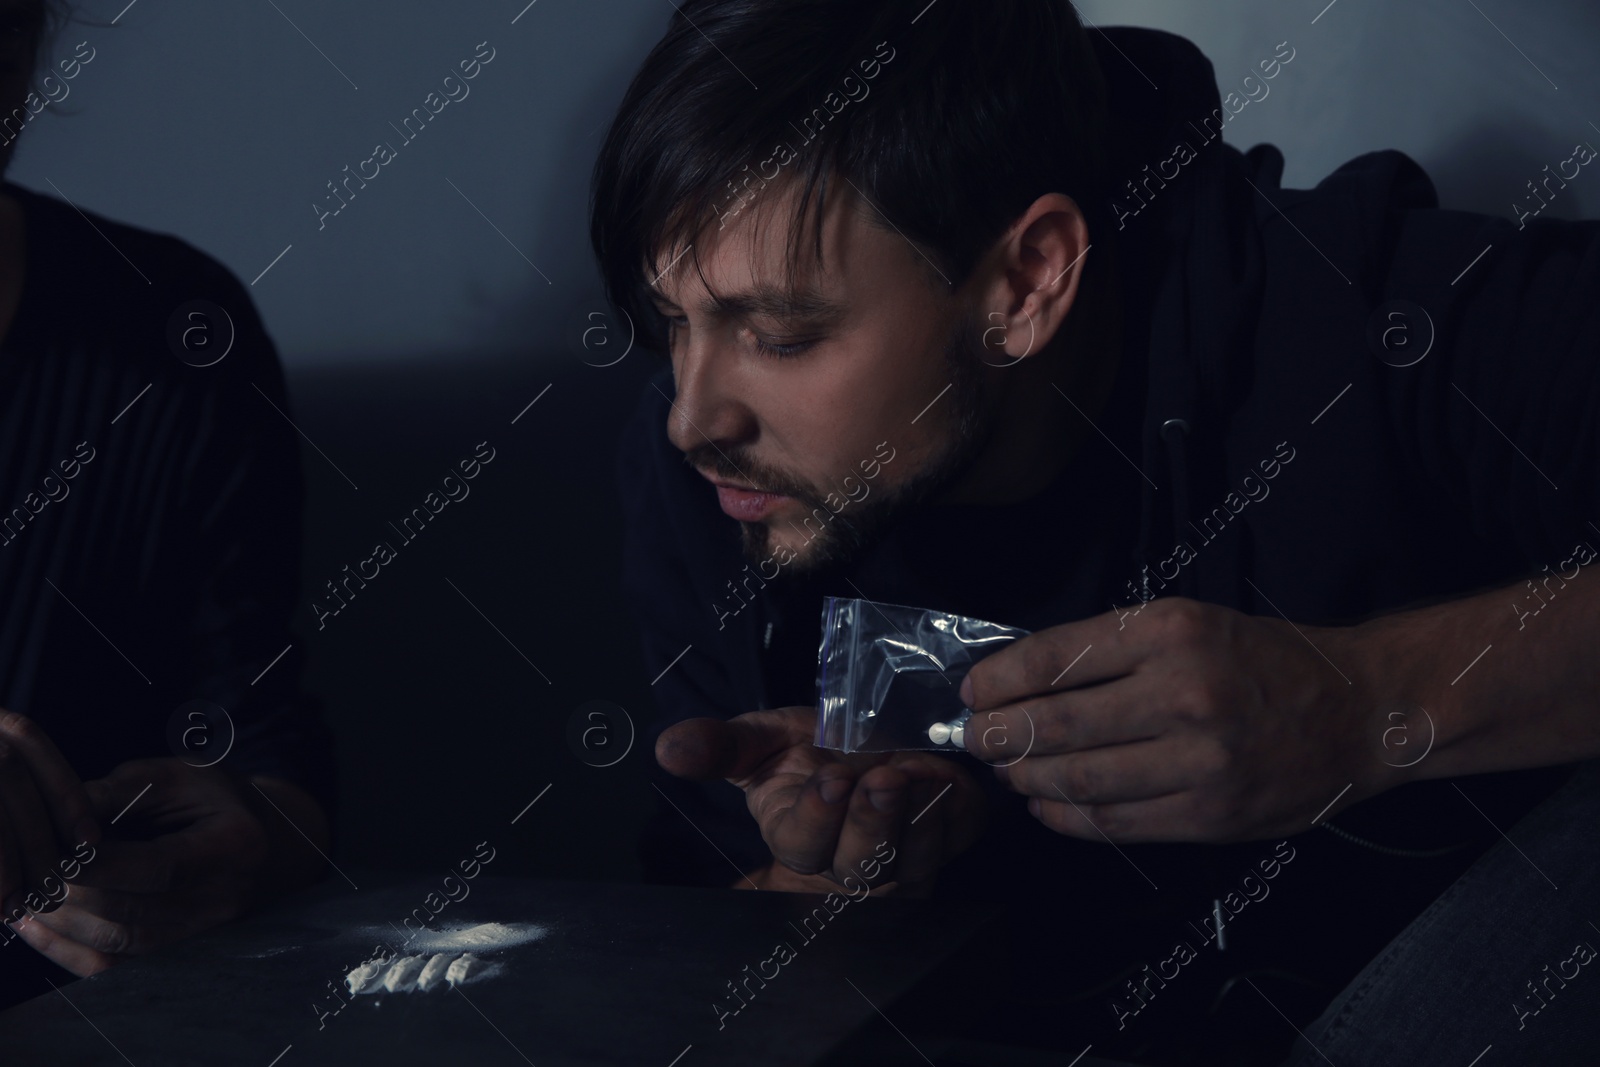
8;0;1597;882
1074;0;1600;225
11;0;1598;367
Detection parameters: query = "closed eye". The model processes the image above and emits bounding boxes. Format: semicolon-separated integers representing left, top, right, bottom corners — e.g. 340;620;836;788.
753;337;816;360
659;309;817;360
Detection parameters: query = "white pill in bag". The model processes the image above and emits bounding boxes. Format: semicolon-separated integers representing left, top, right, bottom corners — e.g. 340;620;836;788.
815;596;1030;753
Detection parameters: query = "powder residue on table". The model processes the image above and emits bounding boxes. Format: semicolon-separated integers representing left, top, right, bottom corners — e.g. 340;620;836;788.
396;922;547;953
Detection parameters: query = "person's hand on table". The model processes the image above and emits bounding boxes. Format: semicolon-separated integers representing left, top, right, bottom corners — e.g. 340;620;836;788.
0;711;101;923
9;755;330;977
656;707;986;898
962;597;1390;843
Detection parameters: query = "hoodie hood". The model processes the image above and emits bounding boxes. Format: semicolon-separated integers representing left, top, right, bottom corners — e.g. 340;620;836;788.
1089;26;1271;608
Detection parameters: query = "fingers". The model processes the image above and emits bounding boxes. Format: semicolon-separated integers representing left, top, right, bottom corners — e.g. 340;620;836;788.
828;763;916;886
72;809;267;895
0;712;99;847
655;707;818;782
83;759;175;829
21;882;228;957
70;838;182;895
761;764;857;875
890;777;945;885
963;676;1167;762
9;911;118;977
961;603;1179;712
994;739;1200;805
898;755;987;858
0;738;61;916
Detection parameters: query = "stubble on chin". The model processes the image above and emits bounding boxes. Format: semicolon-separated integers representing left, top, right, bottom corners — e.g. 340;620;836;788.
729;311;997;579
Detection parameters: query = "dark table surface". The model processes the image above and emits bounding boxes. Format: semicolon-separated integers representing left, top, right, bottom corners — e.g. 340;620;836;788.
0;873;1138;1067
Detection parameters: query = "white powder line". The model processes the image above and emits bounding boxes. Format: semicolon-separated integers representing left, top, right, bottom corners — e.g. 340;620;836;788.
666;1044;694;1067
384;922;547;954
511;0;539;24
267;1046;292;1067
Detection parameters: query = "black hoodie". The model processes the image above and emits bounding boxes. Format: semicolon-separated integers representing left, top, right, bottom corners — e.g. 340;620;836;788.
616;25;1596;1048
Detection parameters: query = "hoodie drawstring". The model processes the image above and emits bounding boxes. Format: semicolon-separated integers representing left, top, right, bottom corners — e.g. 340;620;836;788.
1159;418;1198;601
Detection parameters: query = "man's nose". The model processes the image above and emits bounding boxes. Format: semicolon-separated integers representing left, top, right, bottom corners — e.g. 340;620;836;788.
666;342;754;456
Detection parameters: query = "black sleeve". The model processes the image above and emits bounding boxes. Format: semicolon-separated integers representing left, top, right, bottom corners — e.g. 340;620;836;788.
616;370;771;886
1387;205;1600;571
165;256;337;813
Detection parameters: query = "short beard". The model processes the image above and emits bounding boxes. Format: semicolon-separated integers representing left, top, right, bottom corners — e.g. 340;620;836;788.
735;311;998;576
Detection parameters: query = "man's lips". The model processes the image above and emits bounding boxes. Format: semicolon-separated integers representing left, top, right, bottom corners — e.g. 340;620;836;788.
701;472;791;521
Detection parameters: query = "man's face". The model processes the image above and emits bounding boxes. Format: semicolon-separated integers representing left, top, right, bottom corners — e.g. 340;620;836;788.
648;178;997;573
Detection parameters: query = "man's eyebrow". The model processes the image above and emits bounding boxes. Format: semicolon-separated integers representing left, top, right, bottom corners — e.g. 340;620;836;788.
646;282;848;323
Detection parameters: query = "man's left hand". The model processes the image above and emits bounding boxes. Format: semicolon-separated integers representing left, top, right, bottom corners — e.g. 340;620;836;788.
11;759;327;976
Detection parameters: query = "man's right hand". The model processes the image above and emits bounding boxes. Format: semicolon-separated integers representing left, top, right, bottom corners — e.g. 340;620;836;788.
655;707;985;895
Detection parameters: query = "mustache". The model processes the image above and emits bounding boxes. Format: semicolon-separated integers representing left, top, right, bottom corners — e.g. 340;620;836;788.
683;446;822;507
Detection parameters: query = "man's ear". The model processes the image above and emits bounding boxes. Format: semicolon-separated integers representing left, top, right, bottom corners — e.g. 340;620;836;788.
975;193;1090;363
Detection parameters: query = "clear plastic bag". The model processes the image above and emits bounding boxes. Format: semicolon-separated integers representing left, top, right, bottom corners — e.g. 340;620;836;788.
814;596;1031;753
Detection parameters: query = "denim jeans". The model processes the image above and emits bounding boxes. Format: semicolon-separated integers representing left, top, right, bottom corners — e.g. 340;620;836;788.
1281;758;1600;1065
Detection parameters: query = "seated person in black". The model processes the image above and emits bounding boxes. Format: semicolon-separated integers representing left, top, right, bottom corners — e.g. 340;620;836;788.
0;0;332;1009
593;1;1600;1062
